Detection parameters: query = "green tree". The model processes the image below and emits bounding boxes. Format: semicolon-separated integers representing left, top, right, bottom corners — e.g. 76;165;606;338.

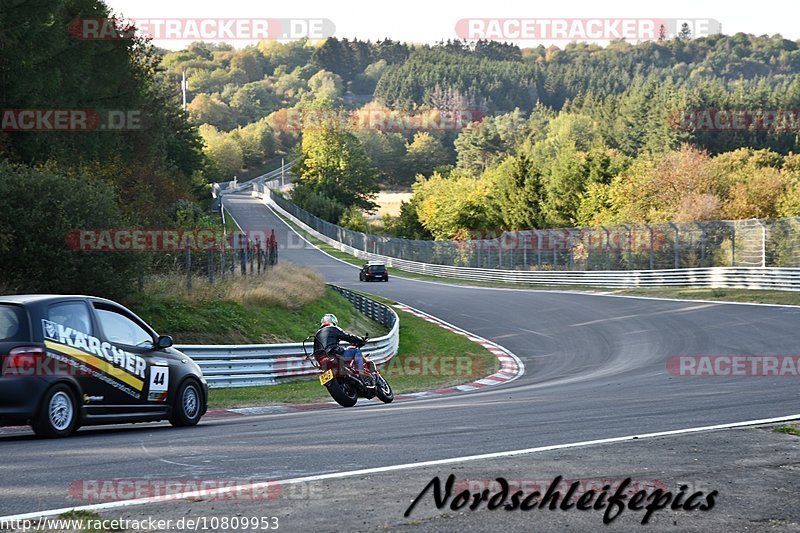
339;206;370;232
199;124;243;179
490;154;546;229
404;132;450;183
230;81;281;123
0;163;146;299
541;142;588;226
257;39;313;73
454;120;505;174
230;48;266;82
188;94;238;130
294;119;379;211
383;197;433;239
414;171;501;239
354;129;407;188
307;70;344;103
231;119;275;167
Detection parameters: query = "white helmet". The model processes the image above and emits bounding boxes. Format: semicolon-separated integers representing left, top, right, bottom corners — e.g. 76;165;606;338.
321;313;338;327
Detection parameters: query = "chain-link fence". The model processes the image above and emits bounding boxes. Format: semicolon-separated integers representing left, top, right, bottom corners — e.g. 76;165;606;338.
271;191;800;271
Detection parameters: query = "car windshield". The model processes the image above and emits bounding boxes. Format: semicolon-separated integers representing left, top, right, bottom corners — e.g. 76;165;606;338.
368;265;385;272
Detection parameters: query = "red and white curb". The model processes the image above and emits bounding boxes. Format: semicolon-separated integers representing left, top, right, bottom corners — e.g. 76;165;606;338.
222;304;522;414
204;304;525;416
0;309;526;434
391;302;524;398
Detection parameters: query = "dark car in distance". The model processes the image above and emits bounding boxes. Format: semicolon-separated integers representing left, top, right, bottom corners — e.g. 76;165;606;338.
359;261;389;282
0;295;208;437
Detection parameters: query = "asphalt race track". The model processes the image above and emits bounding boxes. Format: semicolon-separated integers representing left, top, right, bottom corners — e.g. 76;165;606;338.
1;192;798;531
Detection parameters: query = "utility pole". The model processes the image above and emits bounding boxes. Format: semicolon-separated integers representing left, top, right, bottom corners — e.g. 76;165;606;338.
181;69;187;112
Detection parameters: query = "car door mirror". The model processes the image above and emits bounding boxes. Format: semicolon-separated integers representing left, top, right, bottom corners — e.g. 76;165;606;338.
156;335;173;349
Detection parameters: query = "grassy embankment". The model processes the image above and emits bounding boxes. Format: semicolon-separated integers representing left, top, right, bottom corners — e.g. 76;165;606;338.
125;265;498;408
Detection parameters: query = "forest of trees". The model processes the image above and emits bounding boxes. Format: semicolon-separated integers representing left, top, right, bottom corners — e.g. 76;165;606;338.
159;32;800;239
0;0;208;296
7;0;800;298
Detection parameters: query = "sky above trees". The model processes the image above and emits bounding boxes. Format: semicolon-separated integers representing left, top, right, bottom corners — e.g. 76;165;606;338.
105;0;800;50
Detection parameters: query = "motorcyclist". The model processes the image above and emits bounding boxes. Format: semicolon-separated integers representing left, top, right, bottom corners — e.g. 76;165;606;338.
314;313;373;387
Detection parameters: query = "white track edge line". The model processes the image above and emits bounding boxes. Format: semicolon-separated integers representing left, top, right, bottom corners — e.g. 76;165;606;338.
3;413;799;522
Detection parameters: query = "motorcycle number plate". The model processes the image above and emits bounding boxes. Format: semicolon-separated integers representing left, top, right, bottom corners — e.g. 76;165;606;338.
319;369;334;386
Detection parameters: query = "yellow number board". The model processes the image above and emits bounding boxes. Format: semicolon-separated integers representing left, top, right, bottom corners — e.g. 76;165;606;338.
319;369;334;386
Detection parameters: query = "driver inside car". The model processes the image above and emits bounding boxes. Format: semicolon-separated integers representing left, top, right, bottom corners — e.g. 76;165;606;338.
314;313;373;387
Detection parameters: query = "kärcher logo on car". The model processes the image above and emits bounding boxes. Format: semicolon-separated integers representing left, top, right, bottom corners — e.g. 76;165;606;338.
41;319;147;383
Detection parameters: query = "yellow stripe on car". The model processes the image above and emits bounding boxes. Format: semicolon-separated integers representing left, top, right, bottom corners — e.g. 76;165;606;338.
44;340;145;391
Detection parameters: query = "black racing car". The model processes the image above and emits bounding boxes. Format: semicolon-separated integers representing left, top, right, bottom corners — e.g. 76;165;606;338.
0;295;208;437
359;261;389;282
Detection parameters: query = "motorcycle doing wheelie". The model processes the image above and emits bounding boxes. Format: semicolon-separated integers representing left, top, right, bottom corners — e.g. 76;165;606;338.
302;333;394;407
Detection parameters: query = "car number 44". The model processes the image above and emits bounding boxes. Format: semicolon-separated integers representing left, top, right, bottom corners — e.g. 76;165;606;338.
148;366;169;401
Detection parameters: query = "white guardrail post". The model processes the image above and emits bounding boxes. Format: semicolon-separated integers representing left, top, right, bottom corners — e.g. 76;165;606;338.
178;285;399;388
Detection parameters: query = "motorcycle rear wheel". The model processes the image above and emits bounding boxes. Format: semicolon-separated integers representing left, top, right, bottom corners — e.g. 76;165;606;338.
327;378;358;407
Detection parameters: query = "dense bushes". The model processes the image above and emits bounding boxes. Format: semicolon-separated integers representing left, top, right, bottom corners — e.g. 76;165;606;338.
291;187;347;224
0;163;146;298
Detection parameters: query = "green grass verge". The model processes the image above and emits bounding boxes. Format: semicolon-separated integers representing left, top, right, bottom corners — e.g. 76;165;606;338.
222;209;241;234
55;510;123;532
774;425;800;436
129;286;386;344
275;210;800;306
610;287;800;305
207;304;499;408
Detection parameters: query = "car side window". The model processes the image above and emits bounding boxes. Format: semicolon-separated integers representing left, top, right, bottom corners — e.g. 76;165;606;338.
0;305;26;341
48;302;93;335
95;308;153;348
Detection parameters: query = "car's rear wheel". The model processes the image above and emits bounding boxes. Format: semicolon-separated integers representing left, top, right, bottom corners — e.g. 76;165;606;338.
32;384;78;438
170;379;203;427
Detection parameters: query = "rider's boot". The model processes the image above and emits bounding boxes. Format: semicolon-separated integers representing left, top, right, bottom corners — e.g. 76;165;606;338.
359;369;375;388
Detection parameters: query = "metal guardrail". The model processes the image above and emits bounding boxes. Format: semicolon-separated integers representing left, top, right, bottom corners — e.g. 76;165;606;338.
265;184;800;271
177;285;399;388
264;191;800;291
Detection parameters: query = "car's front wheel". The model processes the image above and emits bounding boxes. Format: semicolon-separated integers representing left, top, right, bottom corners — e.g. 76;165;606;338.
32;384;78;438
170;379;203;427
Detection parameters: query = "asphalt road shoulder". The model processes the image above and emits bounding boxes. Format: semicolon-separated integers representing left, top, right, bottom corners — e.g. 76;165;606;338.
81;423;800;533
